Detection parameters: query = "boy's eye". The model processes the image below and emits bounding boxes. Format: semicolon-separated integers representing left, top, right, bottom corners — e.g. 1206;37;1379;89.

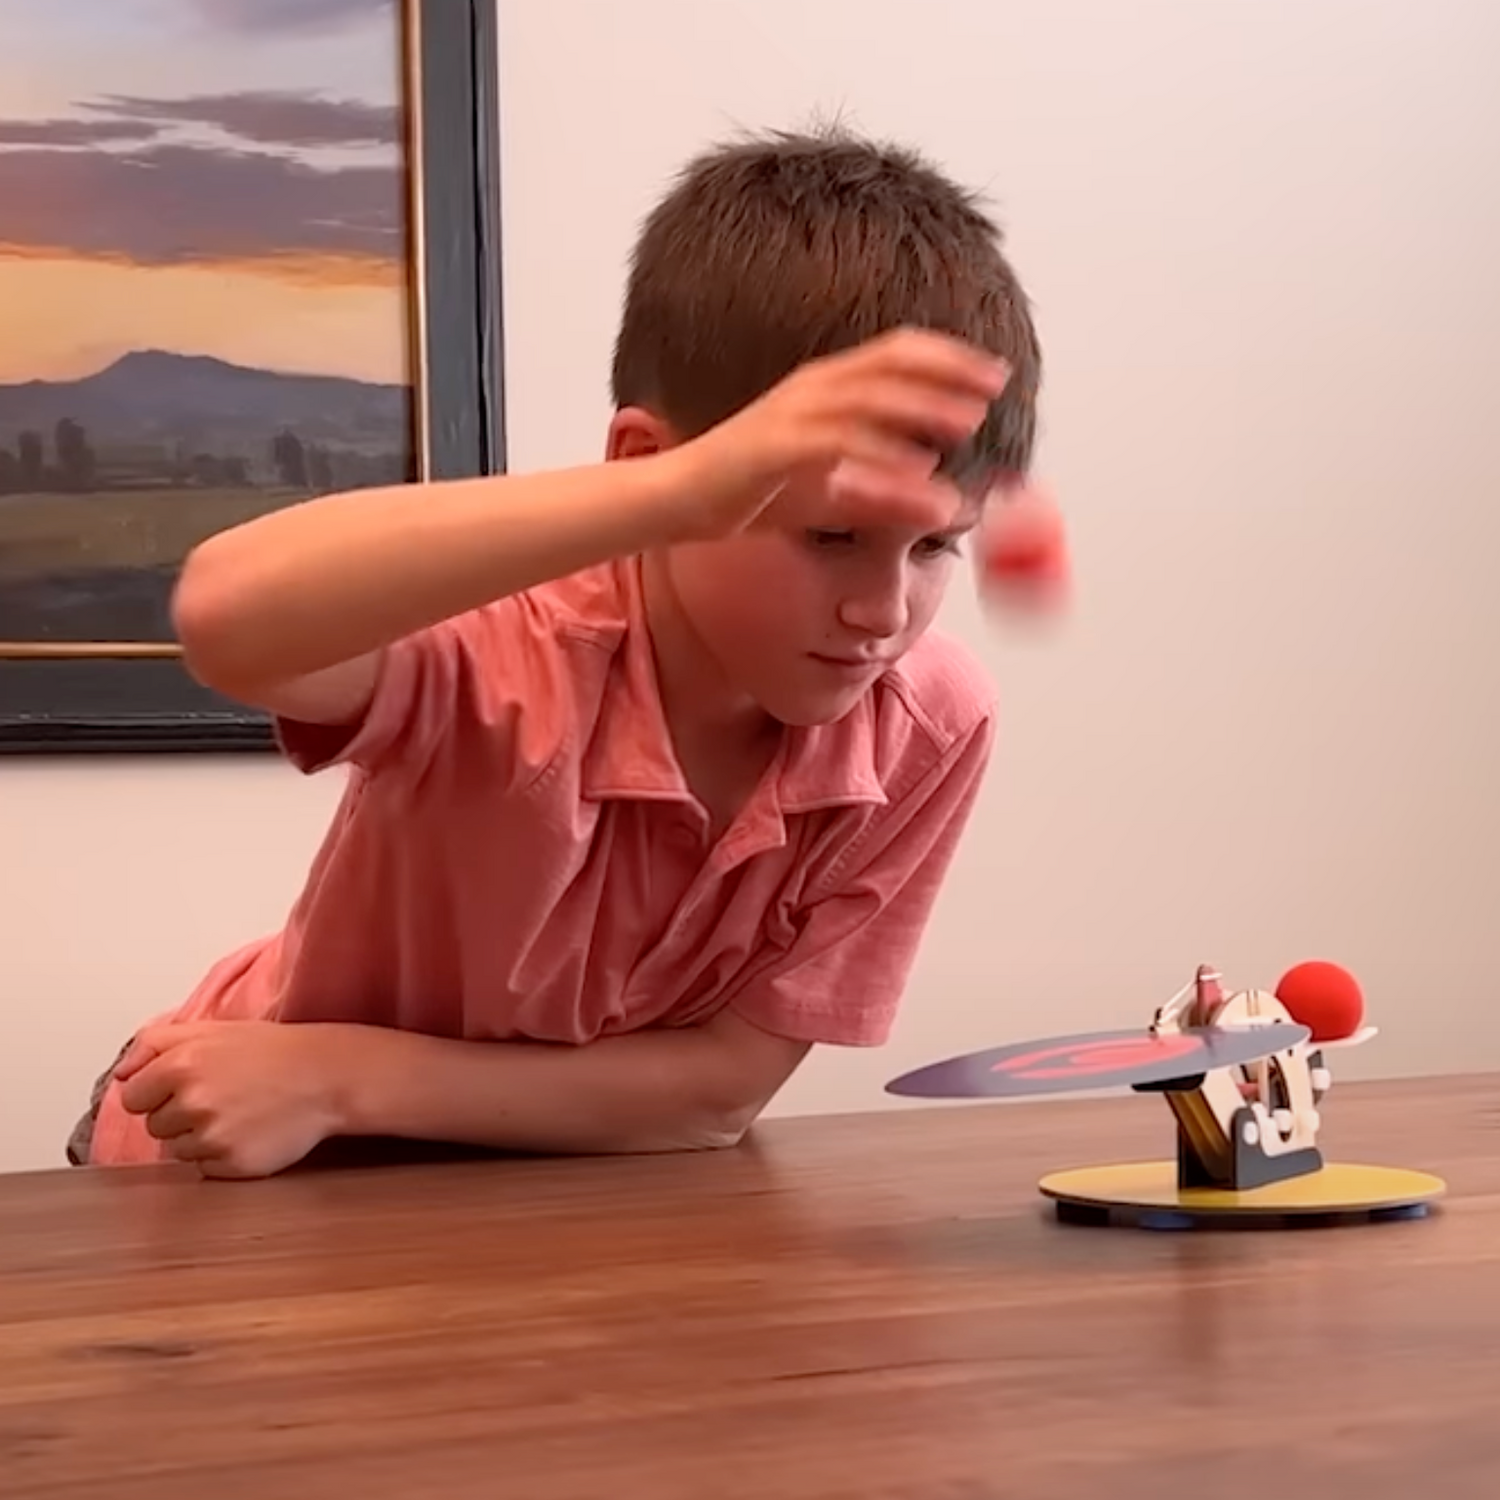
916;533;963;559
807;528;856;548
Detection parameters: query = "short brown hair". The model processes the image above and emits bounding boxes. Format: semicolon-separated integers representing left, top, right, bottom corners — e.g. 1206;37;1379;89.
611;123;1041;481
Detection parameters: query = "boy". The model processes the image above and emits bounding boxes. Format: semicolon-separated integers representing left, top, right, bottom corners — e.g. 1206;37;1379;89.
73;125;1049;1177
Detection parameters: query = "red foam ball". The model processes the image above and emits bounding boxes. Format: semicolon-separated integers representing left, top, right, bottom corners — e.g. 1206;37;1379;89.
1274;960;1364;1043
978;489;1070;610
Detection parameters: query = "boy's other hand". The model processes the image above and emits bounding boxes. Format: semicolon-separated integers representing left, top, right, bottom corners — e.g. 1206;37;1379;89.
671;328;1009;540
113;1020;343;1178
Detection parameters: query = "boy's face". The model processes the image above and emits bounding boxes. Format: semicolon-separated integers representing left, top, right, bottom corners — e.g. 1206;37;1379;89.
661;472;979;727
608;404;981;727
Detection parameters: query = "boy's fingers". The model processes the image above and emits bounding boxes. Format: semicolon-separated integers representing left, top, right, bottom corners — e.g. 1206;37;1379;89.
864;329;1011;395
828;461;966;533
166;1133;223;1168
144;1098;196;1142
112;1031;166;1083
117;1055;181;1117
113;1023;200;1086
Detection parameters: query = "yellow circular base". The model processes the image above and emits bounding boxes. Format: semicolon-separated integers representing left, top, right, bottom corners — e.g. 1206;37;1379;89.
1038;1161;1445;1228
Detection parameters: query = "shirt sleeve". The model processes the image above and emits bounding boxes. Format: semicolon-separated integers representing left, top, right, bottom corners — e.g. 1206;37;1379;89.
273;622;462;777
273;594;575;782
727;710;996;1047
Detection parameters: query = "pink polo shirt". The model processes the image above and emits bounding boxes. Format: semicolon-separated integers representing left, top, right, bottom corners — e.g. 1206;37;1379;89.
89;556;995;1165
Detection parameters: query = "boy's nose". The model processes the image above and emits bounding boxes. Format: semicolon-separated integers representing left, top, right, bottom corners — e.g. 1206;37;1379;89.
838;573;910;640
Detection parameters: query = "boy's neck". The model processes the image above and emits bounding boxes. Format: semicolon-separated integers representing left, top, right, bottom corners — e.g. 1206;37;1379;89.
638;551;782;829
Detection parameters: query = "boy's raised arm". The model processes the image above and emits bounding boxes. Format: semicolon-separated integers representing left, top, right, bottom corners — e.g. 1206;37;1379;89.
171;458;692;724
170;328;1006;724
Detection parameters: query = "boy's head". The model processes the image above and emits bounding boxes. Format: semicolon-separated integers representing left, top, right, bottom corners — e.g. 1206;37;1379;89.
607;124;1042;726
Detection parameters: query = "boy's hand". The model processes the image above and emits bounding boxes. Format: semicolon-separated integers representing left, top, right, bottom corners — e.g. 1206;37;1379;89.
113;1021;343;1178
671;328;1010;540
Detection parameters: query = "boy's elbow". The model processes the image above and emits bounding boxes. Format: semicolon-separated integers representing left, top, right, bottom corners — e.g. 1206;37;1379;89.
663;1019;808;1152
171;544;242;692
668;1124;748;1153
641;1095;763;1154
685;1113;753;1151
679;1089;774;1151
172;541;301;707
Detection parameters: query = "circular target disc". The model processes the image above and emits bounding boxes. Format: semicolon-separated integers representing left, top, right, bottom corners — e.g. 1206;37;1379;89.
884;1023;1309;1099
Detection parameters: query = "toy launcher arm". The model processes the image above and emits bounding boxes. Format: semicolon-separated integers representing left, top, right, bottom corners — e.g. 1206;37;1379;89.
1152;965;1225;1034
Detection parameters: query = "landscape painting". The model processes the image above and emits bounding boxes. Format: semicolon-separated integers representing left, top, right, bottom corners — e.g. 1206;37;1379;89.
0;0;415;655
0;0;508;754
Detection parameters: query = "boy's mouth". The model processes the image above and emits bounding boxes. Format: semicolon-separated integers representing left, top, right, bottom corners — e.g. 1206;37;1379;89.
808;652;888;671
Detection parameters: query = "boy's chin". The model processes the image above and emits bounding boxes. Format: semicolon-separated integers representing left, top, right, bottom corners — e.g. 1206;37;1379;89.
757;684;871;728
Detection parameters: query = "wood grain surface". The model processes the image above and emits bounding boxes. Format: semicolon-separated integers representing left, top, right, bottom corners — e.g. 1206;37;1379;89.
3;1075;1498;1499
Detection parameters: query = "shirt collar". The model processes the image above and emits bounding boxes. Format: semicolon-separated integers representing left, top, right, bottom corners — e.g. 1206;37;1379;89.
580;558;691;802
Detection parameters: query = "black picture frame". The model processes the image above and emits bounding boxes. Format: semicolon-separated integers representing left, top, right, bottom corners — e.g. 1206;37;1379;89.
0;0;504;755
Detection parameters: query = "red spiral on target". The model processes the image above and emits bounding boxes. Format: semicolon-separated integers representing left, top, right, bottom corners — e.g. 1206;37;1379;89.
990;1033;1199;1082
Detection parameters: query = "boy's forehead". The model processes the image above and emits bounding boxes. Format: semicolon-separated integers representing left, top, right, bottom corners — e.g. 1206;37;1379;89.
787;477;986;536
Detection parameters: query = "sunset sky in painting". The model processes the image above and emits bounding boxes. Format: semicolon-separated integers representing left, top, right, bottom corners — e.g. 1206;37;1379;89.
0;0;408;385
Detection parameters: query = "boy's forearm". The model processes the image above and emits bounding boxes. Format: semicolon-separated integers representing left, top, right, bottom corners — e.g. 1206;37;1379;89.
173;455;692;698
317;1022;759;1156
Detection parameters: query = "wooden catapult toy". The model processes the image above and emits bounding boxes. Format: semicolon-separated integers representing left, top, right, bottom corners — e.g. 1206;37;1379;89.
886;961;1445;1230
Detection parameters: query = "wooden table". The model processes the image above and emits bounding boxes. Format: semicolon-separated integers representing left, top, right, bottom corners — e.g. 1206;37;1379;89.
4;1075;1498;1499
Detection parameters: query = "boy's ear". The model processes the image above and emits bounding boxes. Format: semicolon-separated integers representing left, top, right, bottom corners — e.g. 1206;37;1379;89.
606;406;680;461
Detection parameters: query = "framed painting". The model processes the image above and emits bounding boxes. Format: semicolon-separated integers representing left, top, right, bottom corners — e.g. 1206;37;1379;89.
0;0;503;753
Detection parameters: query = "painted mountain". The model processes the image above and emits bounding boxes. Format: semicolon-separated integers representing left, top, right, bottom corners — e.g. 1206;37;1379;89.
0;349;410;481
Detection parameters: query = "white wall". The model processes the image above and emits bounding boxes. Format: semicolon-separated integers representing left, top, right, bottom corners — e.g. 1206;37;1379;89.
3;0;1497;1173
493;0;1500;1119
